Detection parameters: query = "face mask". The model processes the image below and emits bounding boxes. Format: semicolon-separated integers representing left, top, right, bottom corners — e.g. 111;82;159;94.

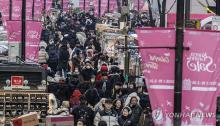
86;66;91;69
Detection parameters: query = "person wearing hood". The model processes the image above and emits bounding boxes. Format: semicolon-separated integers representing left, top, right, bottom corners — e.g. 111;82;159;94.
38;46;49;65
94;99;119;126
118;106;135;126
113;99;123;116
125;92;143;125
72;96;95;126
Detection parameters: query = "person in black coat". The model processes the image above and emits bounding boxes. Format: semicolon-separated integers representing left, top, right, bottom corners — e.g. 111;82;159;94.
118;106;135;126
71;96;95;126
80;60;96;82
58;43;69;78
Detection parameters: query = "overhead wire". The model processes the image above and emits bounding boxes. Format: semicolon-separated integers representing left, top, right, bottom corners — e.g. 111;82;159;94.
196;0;216;14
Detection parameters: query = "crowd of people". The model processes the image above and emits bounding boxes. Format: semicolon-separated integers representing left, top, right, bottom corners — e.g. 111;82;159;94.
38;8;153;126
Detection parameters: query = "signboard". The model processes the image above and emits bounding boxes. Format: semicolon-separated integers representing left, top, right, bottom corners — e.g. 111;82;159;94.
181;30;220;125
11;76;24;88
136;28;175;125
212;16;220;31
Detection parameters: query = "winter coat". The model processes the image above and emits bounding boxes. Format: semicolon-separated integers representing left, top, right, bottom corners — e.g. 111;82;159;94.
58;46;69;68
85;88;100;107
118;115;135;126
94;109;119;126
72;105;95;126
38;48;49;64
125;93;143;124
47;44;58;63
81;67;96;81
69;89;82;109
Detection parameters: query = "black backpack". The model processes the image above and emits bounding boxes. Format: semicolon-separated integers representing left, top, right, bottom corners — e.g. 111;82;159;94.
48;45;58;62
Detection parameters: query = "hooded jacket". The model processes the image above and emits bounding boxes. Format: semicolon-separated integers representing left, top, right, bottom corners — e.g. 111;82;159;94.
125;92;143;125
118;114;135;126
94;109;119;126
38;48;49;64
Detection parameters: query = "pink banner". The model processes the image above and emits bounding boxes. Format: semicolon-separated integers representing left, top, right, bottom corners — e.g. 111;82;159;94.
63;0;70;12
41;0;53;15
0;0;9;26
6;21;22;43
182;30;220;125
26;21;42;62
136;28;175;125
26;0;34;20
109;0;117;13
132;0;145;11
6;20;42;62
79;0;90;12
94;0;108;16
12;0;22;20
34;0;43;20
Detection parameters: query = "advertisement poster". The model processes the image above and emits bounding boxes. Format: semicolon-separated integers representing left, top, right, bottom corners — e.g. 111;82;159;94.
6;21;22;43
25;21;42;63
182;30;220;126
0;0;9;26
12;0;22;20
136;28;175;125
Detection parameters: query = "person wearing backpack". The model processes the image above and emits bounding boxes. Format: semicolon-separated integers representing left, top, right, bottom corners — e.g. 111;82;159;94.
47;41;58;73
71;96;95;126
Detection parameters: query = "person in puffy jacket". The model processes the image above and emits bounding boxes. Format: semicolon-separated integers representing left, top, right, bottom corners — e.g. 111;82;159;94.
38;46;49;64
118;106;135;126
94;99;119;126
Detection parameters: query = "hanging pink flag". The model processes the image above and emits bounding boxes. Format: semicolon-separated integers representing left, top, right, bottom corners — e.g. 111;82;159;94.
12;0;22;20
6;21;22;43
109;0;117;12
34;0;43;20
25;21;43;62
181;30;220;125
0;0;9;26
136;28;175;125
26;0;34;20
41;0;53;14
132;0;145;11
94;0;108;16
79;0;91;12
63;0;70;12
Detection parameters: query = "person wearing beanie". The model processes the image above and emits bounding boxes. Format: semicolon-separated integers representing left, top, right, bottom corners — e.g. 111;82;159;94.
118;106;135;126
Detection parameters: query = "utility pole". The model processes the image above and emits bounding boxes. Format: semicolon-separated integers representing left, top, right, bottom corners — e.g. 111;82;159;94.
32;0;35;20
217;0;220;15
121;0;129;83
174;0;185;125
185;0;190;27
21;0;26;61
9;0;12;20
107;0;110;13
98;0;101;17
84;0;86;11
